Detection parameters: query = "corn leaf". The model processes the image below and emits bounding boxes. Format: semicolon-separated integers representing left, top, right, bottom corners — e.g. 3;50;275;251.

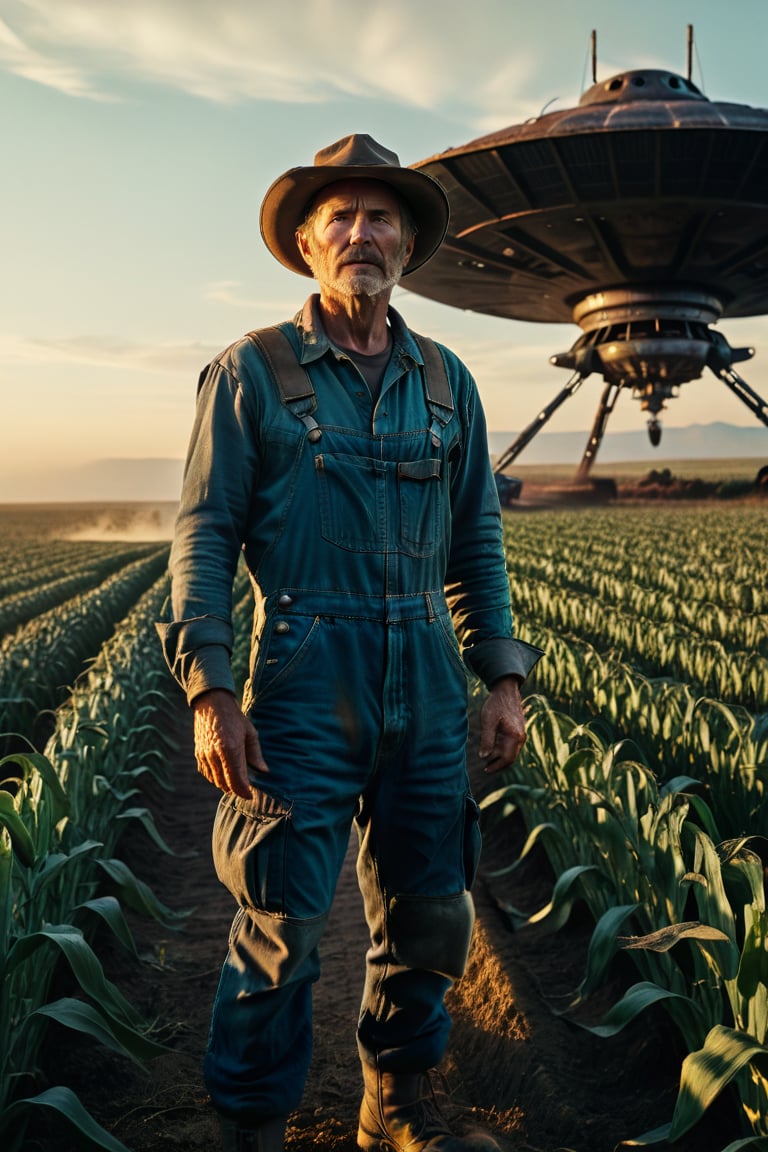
483;821;566;880
95;856;190;926
620;921;731;952
515;864;606;933
660;775;704;795
575;903;640;1002
114;806;177;855
477;783;518;811
75;895;138;956
33;996;167;1068
32;839;103;893
0;1085;132;1152
724;845;766;916
4;924;142;1027
737;906;768;1005
687;831;741;954
0;791;35;866
683;794;722;845
619;1121;672;1146
576;980;704;1039
0;751;69;817
669;1024;768;1139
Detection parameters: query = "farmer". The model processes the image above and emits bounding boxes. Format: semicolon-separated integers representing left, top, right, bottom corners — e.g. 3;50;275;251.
158;134;541;1152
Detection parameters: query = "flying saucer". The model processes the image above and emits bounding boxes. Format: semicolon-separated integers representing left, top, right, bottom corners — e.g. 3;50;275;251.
406;45;768;479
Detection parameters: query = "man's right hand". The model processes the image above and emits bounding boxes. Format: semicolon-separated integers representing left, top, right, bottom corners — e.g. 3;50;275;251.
192;689;267;799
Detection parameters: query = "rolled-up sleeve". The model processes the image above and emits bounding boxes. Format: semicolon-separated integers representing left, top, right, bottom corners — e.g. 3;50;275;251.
155;617;235;703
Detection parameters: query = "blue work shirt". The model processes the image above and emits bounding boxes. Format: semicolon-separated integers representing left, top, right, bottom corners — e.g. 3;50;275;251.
159;296;540;702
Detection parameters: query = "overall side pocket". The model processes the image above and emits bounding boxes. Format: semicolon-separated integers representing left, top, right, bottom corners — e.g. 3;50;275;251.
212;787;293;914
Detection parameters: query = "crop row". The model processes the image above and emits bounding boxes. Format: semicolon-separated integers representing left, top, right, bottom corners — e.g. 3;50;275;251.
518;622;768;835
0;498;762;1149
514;585;768;711
486;501;768;1148
0;541;159;601
1;574;181;1152
0;548;169;736
0;544;163;638
503;505;767;613
479;692;768;1148
0;540;107;593
513;572;766;658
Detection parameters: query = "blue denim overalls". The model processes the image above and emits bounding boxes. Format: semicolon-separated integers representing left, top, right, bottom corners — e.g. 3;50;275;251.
160;298;541;1122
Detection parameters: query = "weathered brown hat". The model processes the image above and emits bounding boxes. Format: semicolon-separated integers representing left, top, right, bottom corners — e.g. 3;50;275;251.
259;133;450;277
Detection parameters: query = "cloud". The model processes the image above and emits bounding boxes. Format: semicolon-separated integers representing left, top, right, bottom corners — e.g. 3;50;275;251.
205;282;300;315
0;13;106;98
0;0;548;126
0;332;218;373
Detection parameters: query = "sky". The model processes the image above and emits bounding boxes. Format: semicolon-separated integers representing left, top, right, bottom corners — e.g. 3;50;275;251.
2;0;768;500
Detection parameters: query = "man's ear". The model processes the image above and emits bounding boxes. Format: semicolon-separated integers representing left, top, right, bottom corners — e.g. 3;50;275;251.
401;233;416;270
295;229;314;271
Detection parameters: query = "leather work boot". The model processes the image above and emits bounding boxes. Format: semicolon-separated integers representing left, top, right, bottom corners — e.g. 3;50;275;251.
218;1114;287;1152
357;1063;501;1151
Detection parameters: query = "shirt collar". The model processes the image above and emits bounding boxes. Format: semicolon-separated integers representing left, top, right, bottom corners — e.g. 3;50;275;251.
293;294;423;370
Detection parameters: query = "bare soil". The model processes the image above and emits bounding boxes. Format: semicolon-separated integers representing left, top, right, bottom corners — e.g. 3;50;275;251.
46;700;737;1152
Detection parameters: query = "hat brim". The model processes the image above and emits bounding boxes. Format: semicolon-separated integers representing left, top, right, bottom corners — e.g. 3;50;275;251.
259;164;450;277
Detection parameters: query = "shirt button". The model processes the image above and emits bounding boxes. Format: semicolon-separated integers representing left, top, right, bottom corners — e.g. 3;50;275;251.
278;594;294;607
274;621;291;634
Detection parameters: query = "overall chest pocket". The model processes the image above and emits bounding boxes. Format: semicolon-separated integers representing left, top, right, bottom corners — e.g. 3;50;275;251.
316;452;385;552
314;451;443;557
397;458;442;556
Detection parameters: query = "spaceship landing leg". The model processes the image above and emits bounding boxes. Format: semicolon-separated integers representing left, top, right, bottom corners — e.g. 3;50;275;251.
714;366;768;427
575;382;622;482
493;371;585;474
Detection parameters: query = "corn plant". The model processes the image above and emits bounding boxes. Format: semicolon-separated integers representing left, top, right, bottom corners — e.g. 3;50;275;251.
608;833;768;1147
0;548;168;736
479;692;768;1147
511;628;768;839
0;750;165;1152
0;540;149;600
0;543;157;638
0;575;185;1150
503;505;767;619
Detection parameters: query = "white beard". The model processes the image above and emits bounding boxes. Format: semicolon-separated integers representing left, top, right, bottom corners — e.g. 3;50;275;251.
335;263;402;297
304;236;409;300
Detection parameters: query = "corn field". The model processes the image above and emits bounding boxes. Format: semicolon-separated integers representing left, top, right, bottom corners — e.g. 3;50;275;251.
0;523;180;1152
0;500;766;1150
477;502;768;1150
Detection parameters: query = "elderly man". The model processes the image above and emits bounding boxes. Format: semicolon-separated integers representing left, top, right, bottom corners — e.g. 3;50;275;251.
159;135;540;1152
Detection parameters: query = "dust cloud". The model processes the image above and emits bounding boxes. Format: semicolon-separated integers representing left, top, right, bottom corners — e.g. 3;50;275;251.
62;503;178;542
0;503;178;543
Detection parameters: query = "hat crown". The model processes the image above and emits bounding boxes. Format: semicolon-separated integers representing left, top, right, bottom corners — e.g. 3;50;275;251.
313;134;402;171
260;134;449;278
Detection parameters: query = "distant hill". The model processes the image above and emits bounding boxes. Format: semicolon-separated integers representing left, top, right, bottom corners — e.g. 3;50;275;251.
2;458;186;504
489;421;768;465
2;423;766;502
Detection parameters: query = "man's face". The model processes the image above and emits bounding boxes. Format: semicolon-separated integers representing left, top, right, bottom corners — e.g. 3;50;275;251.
296;179;415;300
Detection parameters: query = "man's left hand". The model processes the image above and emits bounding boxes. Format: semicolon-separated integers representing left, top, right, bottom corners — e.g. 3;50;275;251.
478;675;527;773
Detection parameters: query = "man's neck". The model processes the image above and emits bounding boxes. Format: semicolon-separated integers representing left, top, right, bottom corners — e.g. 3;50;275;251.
316;289;392;355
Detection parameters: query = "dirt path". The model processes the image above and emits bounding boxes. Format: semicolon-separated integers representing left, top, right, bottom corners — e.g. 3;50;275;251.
56;700;733;1152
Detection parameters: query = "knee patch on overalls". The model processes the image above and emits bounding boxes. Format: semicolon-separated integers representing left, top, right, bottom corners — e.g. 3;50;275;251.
387;890;475;982
230;906;330;988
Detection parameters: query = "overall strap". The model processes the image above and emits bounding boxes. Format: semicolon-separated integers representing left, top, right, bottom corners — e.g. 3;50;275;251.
246;325;453;446
411;332;454;447
247;325;322;441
